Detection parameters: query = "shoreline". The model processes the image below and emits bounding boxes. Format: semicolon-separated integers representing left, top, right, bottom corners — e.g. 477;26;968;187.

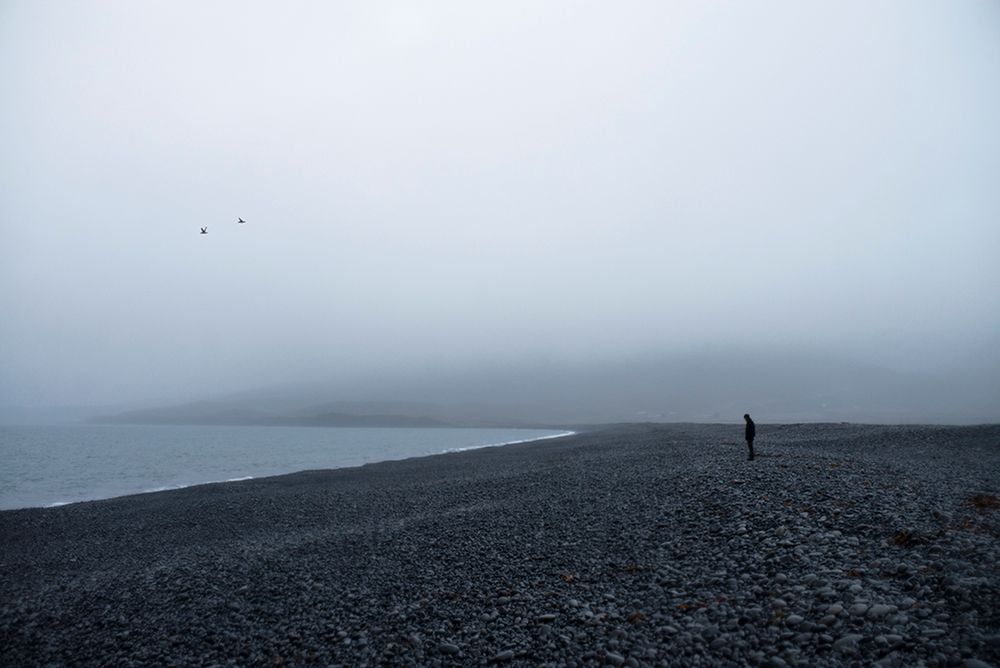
122;429;578;509
3;426;577;512
440;429;577;453
2;423;998;666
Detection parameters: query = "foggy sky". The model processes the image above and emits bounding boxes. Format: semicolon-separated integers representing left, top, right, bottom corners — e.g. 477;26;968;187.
2;1;999;408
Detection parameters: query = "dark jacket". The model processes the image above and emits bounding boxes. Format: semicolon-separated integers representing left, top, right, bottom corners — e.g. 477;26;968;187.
744;415;755;441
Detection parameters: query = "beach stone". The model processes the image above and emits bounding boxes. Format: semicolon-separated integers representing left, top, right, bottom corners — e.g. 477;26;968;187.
849;603;869;617
867;604;894;620
834;634;864;654
816;587;838;600
439;643;460;655
605;651;625;665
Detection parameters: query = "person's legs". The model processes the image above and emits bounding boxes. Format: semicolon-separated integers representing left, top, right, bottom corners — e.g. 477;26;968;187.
747;438;754;461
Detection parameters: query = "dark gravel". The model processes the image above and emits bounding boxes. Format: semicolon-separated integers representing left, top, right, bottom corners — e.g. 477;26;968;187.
2;423;999;666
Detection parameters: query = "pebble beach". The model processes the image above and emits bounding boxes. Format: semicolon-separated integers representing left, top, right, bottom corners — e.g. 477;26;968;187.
2;423;998;666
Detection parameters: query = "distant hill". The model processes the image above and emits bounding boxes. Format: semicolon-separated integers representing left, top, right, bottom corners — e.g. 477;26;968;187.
90;347;1000;427
92;401;456;428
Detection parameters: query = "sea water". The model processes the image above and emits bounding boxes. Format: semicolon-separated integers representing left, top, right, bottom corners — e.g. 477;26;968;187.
0;424;572;510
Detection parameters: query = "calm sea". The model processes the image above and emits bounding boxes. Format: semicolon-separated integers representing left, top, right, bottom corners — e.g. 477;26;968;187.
0;424;572;510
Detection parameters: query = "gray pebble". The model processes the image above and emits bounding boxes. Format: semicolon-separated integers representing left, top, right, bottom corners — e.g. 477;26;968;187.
867;604;894;620
834;634;864;653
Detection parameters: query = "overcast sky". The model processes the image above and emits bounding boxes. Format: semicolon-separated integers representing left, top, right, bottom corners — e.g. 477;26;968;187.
2;1;999;407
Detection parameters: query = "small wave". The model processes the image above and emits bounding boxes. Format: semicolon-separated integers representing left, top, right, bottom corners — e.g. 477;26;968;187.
442;430;576;453
34;476;258;509
141;475;255;495
141;484;187;494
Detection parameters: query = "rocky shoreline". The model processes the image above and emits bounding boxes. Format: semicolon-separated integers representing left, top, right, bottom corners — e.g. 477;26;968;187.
2;423;998;666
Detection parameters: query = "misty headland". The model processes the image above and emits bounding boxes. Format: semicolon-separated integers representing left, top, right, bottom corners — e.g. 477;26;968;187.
80;346;999;429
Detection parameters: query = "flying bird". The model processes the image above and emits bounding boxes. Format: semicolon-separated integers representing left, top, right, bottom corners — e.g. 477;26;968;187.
200;227;208;234
237;218;246;224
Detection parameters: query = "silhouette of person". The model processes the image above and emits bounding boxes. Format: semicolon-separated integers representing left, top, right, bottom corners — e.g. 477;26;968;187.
744;413;755;461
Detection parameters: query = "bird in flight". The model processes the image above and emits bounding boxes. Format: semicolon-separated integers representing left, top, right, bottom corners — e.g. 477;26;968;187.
237;217;246;224
200;227;208;235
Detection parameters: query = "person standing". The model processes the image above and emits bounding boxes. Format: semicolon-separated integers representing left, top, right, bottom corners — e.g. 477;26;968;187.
744;413;756;461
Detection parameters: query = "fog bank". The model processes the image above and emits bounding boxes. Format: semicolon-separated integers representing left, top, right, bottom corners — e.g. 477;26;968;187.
2;2;998;415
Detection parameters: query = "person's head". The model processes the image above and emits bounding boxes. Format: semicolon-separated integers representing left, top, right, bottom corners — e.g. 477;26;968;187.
744;413;751;421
